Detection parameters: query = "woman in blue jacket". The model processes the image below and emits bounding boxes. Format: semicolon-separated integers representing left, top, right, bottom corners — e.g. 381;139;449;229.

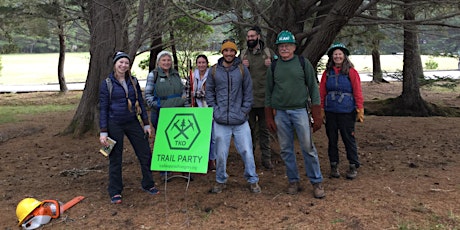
99;51;159;204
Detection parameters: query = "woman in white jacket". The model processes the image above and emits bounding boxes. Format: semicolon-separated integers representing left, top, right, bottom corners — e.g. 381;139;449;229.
186;54;216;172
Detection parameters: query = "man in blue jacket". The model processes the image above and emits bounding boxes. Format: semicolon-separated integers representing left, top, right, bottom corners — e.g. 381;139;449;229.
206;39;261;194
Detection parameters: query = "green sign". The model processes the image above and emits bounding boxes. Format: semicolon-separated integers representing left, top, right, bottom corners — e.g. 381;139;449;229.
151;107;213;173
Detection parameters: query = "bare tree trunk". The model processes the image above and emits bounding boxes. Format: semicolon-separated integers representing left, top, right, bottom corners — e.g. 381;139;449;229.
146;0;168;72
398;0;430;116
149;36;162;72
302;0;364;67
369;3;384;83
64;0;127;136
170;30;179;72
371;46;384;82
128;0;146;63
58;21;68;93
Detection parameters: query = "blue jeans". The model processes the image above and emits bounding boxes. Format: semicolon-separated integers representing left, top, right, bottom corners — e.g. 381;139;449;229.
213;121;258;184
275;109;323;184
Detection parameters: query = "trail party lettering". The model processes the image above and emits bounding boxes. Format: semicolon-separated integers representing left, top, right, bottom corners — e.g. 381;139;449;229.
156;154;203;163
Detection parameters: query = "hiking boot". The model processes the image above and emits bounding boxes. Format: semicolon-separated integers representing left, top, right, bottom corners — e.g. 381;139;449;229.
208;160;216;172
346;164;357;180
287;182;300;195
250;182;261;193
312;183;325;199
210;183;226;194
262;159;274;170
330;162;340;178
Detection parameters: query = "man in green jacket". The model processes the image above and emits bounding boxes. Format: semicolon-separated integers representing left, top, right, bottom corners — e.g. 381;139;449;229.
265;30;325;199
241;26;276;170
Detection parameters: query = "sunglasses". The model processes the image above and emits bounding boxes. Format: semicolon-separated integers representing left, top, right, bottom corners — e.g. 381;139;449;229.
222;38;236;44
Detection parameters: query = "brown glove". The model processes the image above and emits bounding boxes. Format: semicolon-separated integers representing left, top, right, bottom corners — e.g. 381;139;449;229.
265;107;277;133
311;105;322;132
356;108;364;122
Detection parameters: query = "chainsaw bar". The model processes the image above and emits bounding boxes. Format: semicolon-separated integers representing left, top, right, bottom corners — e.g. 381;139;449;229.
61;196;85;212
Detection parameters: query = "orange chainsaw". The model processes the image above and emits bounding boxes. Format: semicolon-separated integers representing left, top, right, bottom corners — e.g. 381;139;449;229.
19;196;85;230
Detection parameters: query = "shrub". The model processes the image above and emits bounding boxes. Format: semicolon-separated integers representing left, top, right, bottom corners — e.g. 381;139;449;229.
425;58;438;70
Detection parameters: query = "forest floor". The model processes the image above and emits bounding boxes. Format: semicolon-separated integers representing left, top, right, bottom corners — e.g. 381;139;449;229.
1;81;460;229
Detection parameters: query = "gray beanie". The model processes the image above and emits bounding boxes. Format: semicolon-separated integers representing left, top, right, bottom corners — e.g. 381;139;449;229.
156;50;173;65
113;51;131;64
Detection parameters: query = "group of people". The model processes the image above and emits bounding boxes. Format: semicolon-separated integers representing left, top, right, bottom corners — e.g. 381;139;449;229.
98;27;364;204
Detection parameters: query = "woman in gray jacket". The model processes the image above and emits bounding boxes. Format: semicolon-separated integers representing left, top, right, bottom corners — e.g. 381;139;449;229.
145;50;187;130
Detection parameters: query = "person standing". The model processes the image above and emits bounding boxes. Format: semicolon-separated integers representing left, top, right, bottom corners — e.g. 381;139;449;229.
145;50;187;130
320;42;364;180
185;54;216;172
265;31;325;199
206;38;261;194
145;50;188;181
240;26;276;170
99;51;159;204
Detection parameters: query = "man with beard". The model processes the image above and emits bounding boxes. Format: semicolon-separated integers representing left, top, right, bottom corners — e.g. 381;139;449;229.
240;26;276;170
206;38;261;194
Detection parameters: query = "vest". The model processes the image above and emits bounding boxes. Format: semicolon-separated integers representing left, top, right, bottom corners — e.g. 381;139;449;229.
324;70;355;113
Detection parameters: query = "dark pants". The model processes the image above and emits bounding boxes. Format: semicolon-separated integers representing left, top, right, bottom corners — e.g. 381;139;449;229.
150;110;159;130
248;107;271;161
325;111;360;167
108;120;154;197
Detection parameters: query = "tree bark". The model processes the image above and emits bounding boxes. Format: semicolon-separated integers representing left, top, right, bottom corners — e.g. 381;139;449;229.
170;30;179;72
64;0;127;136
58;20;68;93
369;3;384;83
399;0;430;116
302;0;364;67
149;36;163;72
371;45;384;82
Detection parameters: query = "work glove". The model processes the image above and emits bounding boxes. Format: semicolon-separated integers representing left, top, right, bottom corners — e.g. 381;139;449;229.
356;108;364;123
321;108;326;124
311;105;322;133
265;107;277;133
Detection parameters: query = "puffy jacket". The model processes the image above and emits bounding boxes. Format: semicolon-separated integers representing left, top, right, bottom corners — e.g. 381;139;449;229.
206;57;253;125
99;73;149;132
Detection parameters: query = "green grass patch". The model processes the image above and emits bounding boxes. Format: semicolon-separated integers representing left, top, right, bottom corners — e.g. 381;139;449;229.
0;104;76;124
